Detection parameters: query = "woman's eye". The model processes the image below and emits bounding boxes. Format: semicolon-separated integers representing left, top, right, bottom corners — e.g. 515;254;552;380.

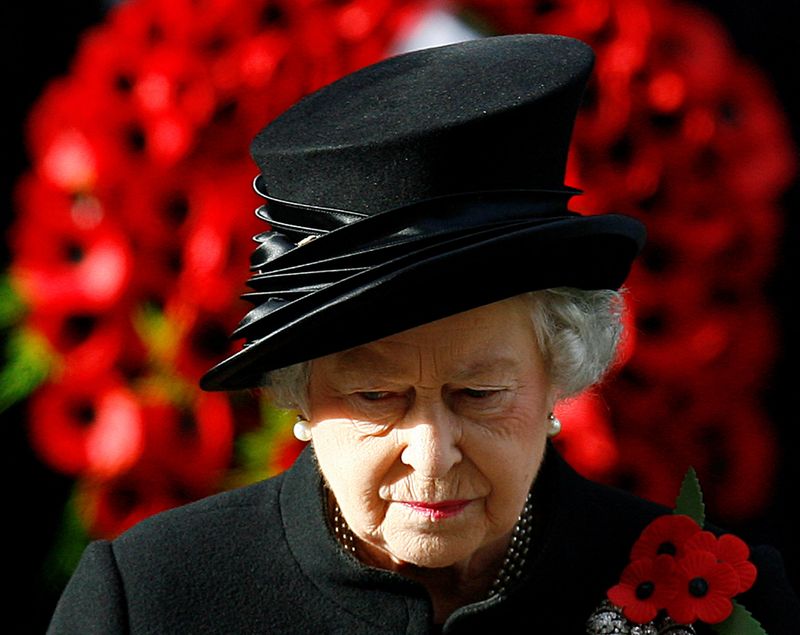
451;387;510;414
349;391;403;436
357;391;392;401
462;388;499;399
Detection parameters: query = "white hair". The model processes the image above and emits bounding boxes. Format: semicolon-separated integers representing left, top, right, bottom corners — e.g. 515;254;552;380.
262;287;626;411
525;287;625;398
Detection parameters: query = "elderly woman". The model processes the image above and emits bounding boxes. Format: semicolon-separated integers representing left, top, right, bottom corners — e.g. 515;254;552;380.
49;35;799;634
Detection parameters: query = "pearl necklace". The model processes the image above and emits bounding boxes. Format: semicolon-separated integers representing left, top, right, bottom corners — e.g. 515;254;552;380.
488;490;534;598
331;491;535;599
332;501;357;554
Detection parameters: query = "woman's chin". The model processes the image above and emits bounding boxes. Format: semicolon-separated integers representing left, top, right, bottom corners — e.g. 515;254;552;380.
383;533;481;570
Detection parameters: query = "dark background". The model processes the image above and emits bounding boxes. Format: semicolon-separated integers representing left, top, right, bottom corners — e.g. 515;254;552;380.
2;1;797;632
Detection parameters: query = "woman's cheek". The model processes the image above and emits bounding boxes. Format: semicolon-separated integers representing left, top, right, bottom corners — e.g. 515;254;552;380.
328;428;395;485
470;406;539;441
313;420;366;486
509;390;552;430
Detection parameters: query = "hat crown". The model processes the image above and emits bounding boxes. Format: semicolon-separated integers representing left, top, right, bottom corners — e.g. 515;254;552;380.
251;34;594;215
200;35;646;392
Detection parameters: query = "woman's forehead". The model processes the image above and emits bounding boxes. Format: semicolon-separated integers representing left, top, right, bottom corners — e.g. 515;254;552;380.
330;344;526;377
316;298;539;379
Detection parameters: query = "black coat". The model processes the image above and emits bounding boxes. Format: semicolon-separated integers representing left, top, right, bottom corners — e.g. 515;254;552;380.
48;446;800;634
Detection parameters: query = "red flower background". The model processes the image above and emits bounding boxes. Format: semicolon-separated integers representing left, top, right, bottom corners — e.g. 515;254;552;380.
1;0;798;630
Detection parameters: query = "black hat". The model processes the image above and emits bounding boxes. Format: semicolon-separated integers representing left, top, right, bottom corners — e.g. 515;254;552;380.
200;34;646;391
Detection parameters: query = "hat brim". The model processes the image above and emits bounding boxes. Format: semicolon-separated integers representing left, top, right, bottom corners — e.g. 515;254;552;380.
200;213;644;391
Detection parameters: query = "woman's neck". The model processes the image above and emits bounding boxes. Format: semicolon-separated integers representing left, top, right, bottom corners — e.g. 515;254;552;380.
355;530;513;624
325;490;516;623
399;557;504;623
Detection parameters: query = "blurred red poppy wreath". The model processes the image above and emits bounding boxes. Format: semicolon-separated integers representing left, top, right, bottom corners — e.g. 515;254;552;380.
0;0;794;575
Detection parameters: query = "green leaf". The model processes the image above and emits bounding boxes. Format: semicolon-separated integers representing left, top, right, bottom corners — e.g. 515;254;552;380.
0;274;26;328
231;399;297;486
674;466;705;526
712;600;768;635
132;302;181;364
43;490;91;589
0;328;52;412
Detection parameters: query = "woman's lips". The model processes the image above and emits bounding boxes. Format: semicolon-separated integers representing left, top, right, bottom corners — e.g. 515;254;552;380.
398;500;472;520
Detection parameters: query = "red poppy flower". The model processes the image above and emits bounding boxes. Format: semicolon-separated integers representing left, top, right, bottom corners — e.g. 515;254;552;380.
27;69;142;188
29;377;144;478
26;83;102;191
11;176;133;313
667;550;740;624
27;308;135;383
708;67;796;201
142;390;234;490
171;169;260;315
77;468;189;540
607;554;679;623
686;531;757;594
171;305;245;382
631;514;701;561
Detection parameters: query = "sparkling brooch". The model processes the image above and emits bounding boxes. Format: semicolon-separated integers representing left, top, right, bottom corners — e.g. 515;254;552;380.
587;600;695;634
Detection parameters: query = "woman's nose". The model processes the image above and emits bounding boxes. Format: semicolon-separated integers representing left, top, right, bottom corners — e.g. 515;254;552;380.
399;404;463;478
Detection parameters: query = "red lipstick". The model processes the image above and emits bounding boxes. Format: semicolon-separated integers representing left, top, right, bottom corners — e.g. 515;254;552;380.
399;500;471;520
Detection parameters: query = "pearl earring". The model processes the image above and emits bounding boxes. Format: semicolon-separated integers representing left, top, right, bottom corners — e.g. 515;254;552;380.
293;415;312;442
547;413;562;438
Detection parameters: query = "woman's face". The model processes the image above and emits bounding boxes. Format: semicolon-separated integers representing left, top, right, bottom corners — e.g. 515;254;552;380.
307;296;555;572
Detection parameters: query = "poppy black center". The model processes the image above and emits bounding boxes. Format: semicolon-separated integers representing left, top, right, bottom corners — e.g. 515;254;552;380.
635;581;655;600
657;541;677;556
689;577;709;597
